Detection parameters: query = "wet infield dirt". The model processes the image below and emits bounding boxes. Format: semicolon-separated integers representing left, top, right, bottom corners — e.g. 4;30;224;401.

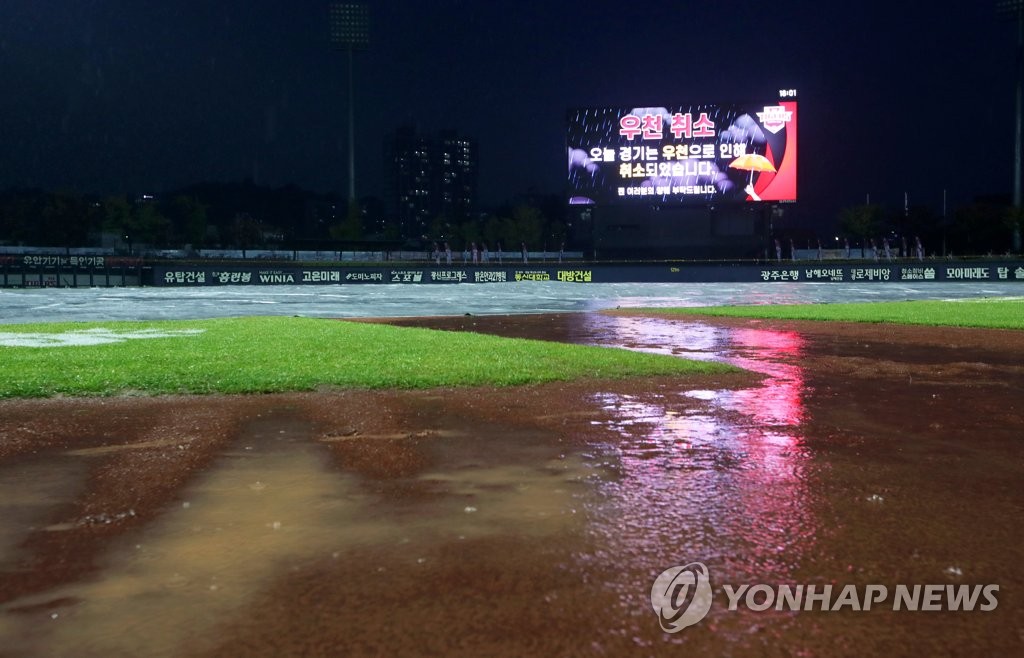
0;311;1022;657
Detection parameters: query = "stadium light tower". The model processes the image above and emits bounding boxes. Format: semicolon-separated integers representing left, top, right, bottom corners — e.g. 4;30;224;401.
329;3;370;205
998;0;1024;251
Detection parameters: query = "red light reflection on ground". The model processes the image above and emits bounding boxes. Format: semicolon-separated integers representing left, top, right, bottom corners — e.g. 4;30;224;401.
722;327;806;428
579;314;807;430
578;314;816;582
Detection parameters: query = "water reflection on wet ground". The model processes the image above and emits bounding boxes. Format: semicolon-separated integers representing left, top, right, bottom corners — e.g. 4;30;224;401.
1;312;1023;656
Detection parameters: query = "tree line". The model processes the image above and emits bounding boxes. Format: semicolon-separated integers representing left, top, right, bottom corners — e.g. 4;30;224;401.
7;182;1017;257
0;183;575;252
837;197;1022;256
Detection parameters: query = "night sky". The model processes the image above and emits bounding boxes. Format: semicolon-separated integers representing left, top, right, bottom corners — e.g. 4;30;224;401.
0;0;1016;228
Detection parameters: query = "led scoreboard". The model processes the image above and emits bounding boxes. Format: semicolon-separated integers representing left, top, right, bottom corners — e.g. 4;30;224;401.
567;95;797;206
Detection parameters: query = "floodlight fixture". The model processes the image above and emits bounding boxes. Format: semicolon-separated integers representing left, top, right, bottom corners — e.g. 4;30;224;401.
329;3;370;204
998;0;1024;250
330;3;370;50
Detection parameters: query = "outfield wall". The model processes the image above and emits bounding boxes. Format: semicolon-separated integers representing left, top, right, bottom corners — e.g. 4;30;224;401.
4;256;1024;288
145;261;1024;286
0;256;143;288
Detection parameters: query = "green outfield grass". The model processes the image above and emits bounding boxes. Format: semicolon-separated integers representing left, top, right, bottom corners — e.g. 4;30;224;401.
0;317;734;399
629;298;1024;330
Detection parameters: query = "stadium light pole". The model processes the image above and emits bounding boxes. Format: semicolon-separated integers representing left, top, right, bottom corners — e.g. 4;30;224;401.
998;0;1024;251
329;3;370;206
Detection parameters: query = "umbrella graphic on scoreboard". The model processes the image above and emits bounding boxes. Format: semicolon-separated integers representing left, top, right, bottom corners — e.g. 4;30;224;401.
728;153;776;201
